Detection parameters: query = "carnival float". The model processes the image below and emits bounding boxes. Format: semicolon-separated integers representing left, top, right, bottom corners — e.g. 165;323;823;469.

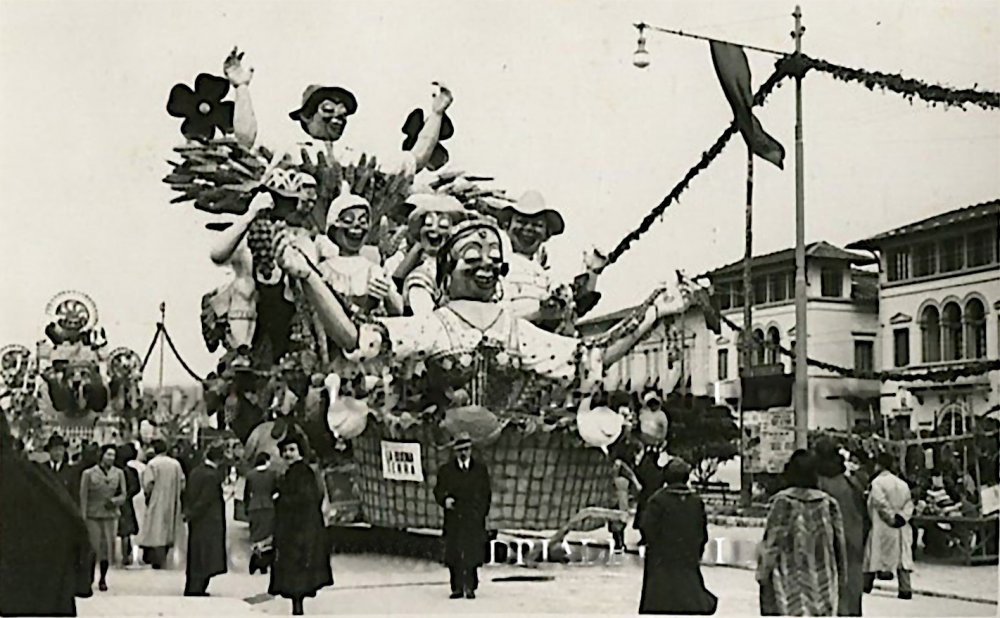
1;291;144;450
165;49;689;531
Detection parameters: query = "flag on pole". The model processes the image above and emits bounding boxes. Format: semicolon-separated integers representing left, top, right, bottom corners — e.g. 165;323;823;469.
710;42;785;169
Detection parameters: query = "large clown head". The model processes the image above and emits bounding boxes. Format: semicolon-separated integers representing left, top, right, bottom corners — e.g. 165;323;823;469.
436;220;509;302
325;183;371;256
289;85;358;142
497;191;565;258
405;194;465;257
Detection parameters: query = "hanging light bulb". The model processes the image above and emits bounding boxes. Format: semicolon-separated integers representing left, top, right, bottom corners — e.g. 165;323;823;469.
633;24;651;69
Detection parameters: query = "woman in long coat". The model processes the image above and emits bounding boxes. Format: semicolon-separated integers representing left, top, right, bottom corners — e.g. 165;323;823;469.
638;458;717;615
182;445;228;596
757;450;847;616
115;443;142;566
269;436;333;615
815;440;868;616
0;414;94;616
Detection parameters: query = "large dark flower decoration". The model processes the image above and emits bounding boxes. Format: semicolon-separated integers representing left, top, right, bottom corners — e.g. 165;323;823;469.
402;109;454;171
167;74;235;140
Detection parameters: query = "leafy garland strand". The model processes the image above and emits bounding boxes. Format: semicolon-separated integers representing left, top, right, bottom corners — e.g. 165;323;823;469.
596;65;790;274
787;54;1000;111
599;53;997;275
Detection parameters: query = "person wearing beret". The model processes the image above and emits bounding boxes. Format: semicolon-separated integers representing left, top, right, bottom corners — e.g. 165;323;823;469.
433;433;492;600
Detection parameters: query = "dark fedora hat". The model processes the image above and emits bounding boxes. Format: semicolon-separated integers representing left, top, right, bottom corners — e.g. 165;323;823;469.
289;84;358;121
45;434;67;450
450;432;473;449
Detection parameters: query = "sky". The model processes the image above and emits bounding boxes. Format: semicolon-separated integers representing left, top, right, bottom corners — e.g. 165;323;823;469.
1;0;998;385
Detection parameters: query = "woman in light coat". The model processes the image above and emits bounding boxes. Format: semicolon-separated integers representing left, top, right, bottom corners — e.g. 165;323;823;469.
862;452;914;600
80;444;127;591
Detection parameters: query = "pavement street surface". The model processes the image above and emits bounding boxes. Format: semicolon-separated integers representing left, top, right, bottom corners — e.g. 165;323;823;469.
76;554;997;616
75;501;997;616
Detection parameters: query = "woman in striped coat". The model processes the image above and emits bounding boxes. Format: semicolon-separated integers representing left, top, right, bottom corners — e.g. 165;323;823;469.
757;450;848;616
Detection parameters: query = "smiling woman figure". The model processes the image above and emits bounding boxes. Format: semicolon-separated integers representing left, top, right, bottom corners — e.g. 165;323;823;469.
398;194;469;315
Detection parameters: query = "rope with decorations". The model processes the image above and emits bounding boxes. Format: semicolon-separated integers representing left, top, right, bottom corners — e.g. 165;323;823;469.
676;273;1000;383
597;53;998;276
783;53;1000;111
596;64;790;275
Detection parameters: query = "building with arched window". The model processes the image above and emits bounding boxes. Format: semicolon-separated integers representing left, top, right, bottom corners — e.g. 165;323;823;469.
699;241;881;429
848;199;1000;434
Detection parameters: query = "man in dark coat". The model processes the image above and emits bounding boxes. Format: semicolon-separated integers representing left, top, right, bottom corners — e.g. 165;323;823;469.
816;440;868;616
182;444;228;597
0;413;94;617
433;432;492;600
638;458;717;615
43;434;76;497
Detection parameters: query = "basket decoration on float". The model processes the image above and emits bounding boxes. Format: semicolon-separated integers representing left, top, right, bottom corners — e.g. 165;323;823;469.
354;421;615;531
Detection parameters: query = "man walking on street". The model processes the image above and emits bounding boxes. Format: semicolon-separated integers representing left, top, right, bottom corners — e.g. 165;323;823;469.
138;439;185;569
863;452;914;600
433;433;492;600
183;444;228;596
43;434;75;497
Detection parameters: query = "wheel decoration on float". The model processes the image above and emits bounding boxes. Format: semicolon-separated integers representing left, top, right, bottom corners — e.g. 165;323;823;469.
44;291;99;345
0;344;33;391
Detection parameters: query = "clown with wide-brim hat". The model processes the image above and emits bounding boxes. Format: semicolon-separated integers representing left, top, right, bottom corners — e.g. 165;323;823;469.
497;191;604;327
223;47;453;179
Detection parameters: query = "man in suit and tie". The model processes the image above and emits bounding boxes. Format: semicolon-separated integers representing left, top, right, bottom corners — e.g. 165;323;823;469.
433;433;492;600
43;434;75;497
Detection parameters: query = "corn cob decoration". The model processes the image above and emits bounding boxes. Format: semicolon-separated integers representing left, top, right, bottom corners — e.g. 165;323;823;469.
163;137;270;214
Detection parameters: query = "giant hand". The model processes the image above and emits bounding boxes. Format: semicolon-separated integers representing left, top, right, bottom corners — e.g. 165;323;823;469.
223;47;254;87
275;229;318;279
431;82;454;115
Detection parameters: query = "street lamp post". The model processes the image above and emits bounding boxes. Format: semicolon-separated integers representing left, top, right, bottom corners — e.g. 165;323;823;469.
792;6;809;449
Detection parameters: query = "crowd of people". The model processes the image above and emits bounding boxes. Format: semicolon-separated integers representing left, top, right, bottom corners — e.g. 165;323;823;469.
629;437;917;616
0;414;334;617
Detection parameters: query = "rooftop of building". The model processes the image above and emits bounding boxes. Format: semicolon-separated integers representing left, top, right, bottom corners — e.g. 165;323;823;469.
847;199;1000;251
700;241;876;279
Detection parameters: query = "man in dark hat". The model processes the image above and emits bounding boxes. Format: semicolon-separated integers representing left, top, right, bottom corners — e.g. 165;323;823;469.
224;47;452;180
433;432;492;600
43;434;75;496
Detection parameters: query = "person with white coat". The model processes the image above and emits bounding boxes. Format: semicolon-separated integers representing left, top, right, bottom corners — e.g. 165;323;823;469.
862;451;914;600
